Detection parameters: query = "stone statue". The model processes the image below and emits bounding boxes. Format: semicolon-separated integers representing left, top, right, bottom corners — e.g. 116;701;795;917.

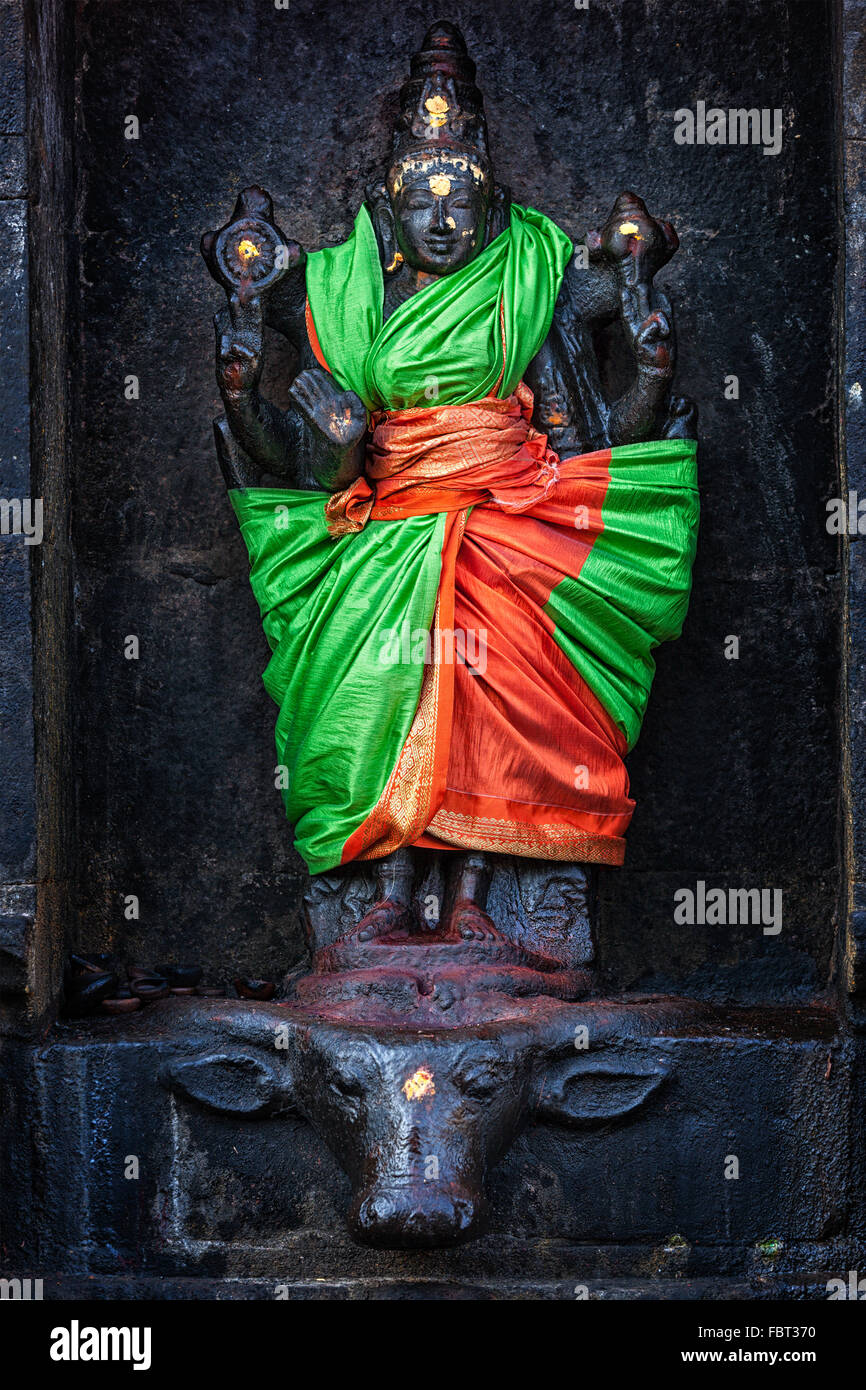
195;21;699;1247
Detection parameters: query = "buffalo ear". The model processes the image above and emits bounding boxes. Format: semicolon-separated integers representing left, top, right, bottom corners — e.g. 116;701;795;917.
159;1051;295;1118
536;1055;668;1127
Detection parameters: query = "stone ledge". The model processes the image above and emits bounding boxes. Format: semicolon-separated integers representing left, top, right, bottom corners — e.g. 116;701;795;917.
10;1272;846;1301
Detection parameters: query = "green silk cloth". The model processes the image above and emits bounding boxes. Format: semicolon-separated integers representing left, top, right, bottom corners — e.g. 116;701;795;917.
547;438;699;750
304;202;573;408
231;202;698;874
231;493;446;873
231;202;576;871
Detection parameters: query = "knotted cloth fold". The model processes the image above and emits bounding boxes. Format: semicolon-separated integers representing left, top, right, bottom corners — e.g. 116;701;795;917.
325;382;559;536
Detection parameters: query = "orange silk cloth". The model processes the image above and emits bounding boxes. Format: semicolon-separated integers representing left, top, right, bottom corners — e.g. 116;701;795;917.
334;385;634;868
324;383;560;536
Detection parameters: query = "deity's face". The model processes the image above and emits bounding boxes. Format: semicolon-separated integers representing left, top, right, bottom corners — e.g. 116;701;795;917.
389;155;490;277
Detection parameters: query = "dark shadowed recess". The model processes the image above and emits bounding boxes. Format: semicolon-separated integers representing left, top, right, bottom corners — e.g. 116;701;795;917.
70;0;838;999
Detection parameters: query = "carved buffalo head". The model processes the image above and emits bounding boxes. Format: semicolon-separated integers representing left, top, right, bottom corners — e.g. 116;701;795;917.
160;1001;675;1249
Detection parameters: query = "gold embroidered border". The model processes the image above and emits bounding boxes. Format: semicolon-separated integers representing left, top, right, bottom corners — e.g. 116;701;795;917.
425;808;626;865
373;483;473;516
353;511;467;860
353;632;441;860
324;484;375;538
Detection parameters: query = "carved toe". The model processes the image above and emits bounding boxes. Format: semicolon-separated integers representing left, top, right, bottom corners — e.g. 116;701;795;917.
347;899;415;944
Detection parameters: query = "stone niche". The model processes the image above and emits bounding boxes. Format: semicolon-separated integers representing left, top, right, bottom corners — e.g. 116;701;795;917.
1;0;865;1298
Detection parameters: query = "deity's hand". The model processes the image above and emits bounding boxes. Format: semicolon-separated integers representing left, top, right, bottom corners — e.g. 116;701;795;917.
288;368;368;451
586;191;679;298
215;290;263;398
633;310;674;378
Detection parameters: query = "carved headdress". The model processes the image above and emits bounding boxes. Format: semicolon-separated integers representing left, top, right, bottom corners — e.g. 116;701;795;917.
386;21;493;194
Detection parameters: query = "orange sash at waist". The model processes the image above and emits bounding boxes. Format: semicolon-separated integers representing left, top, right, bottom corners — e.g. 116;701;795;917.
324;382;560;537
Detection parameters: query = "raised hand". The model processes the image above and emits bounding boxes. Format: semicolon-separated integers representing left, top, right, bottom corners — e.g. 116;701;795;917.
215;291;263;398
633;309;673;378
288;368;368;451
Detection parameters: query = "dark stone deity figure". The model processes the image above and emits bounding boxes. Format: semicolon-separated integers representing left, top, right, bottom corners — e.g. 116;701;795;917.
192;22;700;1248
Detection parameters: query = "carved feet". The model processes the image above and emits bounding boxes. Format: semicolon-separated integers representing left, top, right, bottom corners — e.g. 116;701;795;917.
336;895;509;950
443;899;509;947
349;897;415;944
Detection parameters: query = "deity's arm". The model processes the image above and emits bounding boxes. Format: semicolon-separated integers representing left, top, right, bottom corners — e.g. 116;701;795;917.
558;252;623;329
530;192;696;448
214;268;367;493
215;297;301;475
525;315;610;454
286;359;369;492
606;280;697;443
261;256;309;346
204;186;368;492
605;294;675;444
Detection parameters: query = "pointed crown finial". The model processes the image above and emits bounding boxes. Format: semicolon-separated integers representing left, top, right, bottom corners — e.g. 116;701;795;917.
387;21;492;191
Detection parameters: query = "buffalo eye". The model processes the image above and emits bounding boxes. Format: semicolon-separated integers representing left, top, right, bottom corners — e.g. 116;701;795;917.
455;1065;500;1101
330;1071;364;1101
